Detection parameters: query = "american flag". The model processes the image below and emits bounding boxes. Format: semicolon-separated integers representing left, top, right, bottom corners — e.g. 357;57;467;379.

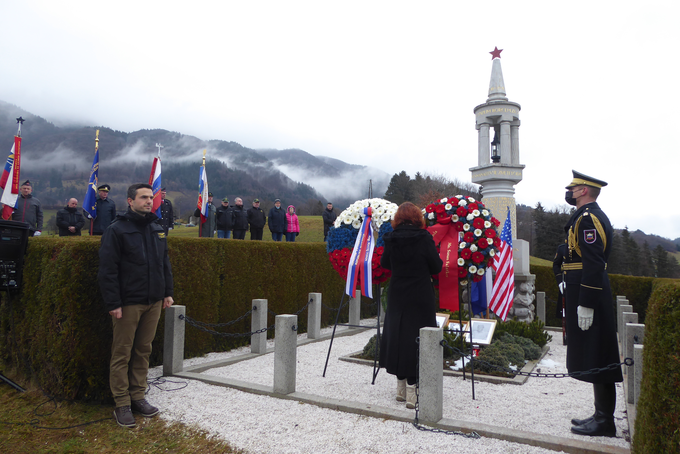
489;209;514;321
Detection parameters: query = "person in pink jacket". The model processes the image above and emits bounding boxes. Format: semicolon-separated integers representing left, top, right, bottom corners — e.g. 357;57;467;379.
285;205;300;242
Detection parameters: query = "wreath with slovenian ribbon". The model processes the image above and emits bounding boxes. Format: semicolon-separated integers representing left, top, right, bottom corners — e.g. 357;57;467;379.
326;198;397;298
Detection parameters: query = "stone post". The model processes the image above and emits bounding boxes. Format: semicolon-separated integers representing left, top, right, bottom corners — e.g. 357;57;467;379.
349;289;361;327
379;286;386;324
626;323;644;404
619;304;632;335
622;312;638;361
536;292;545;324
633;344;644;404
307;293;322;340
163;305;185;376
251;299;268;354
418;327;443;423
274;314;297;395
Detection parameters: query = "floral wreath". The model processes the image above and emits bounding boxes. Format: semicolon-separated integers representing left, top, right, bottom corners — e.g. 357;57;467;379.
424;196;501;283
326;198;398;284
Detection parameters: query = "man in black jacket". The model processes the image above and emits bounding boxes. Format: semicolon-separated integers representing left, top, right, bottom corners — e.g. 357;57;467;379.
232;197;248;240
322;202;337;241
216;197;234;239
267;198;286;241
158;188;174;235
98;183;174;428
56;198;85;236
247;198;266;241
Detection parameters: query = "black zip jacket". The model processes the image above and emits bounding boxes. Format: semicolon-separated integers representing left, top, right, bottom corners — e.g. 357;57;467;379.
98;209;173;312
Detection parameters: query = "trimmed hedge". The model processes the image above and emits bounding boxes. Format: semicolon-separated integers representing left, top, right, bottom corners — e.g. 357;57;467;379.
0;237;371;402
632;281;680;453
531;264;654;327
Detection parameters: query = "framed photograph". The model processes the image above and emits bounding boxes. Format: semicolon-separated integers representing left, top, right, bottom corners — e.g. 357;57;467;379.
465;319;497;345
447;321;469;339
435;312;450;329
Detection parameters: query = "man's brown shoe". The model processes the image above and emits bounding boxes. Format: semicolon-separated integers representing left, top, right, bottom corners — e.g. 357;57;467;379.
114;406;136;428
131;399;159;417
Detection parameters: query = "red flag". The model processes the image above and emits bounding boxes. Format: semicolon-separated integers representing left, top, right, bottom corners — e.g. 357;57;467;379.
489;210;514;320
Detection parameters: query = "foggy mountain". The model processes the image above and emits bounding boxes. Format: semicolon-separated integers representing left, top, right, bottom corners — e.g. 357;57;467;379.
0;100;388;217
258;149;390;209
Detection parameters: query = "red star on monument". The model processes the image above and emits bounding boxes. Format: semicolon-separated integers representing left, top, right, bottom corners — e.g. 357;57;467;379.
490;46;503;60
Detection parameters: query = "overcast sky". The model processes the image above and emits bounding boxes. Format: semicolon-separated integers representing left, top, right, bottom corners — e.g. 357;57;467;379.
1;1;678;239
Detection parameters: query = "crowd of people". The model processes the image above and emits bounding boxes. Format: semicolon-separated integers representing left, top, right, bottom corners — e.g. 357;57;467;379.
190;194;331;242
8;181;337;243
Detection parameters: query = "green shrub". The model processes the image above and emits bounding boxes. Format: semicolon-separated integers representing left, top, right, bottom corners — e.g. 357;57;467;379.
0;237;361;402
493;319;552;348
361;334;379;359
632;281;680;453
498;333;542;361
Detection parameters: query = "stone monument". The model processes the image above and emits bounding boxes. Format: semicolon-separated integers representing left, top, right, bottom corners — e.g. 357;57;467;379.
470;47;535;322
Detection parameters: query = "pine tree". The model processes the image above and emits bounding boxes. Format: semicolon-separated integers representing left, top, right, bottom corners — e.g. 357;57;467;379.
652;245;670;278
639;242;655;277
383;171;413;205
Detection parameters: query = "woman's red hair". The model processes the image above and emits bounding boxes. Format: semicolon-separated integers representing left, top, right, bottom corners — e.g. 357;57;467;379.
391;202;425;229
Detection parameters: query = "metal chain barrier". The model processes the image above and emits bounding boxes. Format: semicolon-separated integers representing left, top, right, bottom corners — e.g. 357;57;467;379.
180;314;274;338
321;301;341;312
413;337;481;439
179;297;314;338
440;339;633;379
185;307;254;329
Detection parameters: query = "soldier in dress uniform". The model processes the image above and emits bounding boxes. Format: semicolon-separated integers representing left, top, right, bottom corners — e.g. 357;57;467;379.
561;170;623;437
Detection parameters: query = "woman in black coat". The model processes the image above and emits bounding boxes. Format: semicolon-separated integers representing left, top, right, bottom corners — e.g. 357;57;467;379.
379;202;443;408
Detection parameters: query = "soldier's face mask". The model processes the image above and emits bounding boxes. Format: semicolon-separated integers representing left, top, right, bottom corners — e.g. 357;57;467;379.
565;187;584;206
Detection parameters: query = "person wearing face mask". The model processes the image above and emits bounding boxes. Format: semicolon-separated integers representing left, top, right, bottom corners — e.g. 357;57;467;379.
561;170;622;438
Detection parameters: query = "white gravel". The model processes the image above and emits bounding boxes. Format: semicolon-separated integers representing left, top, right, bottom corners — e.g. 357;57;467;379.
147;320;631;454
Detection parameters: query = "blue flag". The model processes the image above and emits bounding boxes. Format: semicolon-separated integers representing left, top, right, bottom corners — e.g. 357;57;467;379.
470;273;488;316
83;135;99;218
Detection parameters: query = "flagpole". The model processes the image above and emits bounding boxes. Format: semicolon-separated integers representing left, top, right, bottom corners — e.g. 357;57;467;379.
89;130;99;235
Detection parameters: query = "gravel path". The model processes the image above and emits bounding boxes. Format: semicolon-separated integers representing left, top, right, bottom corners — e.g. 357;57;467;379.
147;320;631;454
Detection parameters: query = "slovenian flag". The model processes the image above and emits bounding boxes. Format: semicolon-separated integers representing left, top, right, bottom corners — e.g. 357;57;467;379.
149;155;162;217
197;160;209;232
0;136;21;220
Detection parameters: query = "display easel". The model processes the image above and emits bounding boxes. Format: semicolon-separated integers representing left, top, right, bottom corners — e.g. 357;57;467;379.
322;284;382;384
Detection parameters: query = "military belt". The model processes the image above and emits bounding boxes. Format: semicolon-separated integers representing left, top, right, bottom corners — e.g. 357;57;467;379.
562;263;608;271
562;263;583;271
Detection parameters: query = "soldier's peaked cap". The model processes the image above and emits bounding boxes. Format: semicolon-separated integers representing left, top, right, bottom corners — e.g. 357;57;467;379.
566;170;608;189
98;184;110;192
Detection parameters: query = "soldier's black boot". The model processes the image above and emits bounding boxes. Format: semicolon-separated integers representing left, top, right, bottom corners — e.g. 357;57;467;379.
571;383;616;437
571;413;595;426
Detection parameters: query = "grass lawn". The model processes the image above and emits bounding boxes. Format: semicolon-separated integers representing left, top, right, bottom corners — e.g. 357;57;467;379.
0;375;240;453
164;216;326;243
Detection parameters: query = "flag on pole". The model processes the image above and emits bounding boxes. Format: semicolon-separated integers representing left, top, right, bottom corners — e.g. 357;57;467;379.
149;155;162;217
470;273;489;316
1;120;23;220
83;130;100;219
197;150;209;233
489;208;514;321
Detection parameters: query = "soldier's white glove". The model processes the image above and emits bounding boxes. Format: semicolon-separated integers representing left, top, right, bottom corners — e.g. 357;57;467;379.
34;231;42;236
558;282;566;294
577;306;594;331
87;214;93;219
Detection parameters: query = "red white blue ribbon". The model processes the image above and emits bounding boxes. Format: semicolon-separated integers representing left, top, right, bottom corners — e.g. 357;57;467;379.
346;207;375;299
